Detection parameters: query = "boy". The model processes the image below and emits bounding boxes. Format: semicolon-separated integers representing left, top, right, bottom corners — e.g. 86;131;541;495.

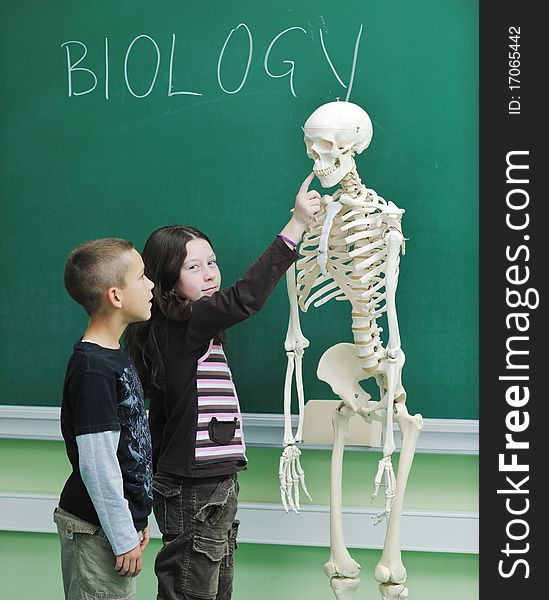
54;238;155;600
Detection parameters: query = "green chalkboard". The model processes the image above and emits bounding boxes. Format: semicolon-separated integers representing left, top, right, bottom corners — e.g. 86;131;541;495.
0;1;478;419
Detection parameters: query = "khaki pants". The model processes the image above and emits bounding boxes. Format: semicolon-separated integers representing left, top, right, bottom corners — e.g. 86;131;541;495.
53;507;137;600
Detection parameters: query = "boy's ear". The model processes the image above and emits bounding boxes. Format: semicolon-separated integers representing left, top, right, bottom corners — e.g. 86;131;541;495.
106;286;123;309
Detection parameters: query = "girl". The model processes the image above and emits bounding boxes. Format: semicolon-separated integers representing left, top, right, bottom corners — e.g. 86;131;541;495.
125;173;320;600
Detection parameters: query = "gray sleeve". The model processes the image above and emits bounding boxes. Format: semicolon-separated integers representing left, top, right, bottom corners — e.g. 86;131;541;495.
77;431;140;556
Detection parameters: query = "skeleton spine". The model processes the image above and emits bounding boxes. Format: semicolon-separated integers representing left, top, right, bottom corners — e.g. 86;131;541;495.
339;171;386;371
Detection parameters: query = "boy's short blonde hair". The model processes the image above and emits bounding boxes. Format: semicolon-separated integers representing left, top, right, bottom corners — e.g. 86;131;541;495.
64;238;134;316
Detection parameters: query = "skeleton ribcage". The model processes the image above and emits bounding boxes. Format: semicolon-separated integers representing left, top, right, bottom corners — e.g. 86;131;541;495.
296;199;403;369
296;203;400;317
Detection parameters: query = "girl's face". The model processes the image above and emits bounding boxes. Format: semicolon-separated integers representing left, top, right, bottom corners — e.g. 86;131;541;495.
174;238;221;301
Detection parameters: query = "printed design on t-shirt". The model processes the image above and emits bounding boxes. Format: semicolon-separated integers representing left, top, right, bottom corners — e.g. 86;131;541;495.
118;365;153;503
195;341;247;464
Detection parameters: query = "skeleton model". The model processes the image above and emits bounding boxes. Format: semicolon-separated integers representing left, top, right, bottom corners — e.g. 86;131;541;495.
279;101;424;600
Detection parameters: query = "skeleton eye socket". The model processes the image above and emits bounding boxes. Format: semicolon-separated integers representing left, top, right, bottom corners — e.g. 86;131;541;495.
305;141;320;161
317;139;334;151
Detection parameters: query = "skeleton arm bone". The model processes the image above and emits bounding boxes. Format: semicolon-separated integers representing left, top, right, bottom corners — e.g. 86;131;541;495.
384;227;404;358
294;351;306;441
283;264;309;444
280;264;312;512
367;227;403;458
362;226;405;522
281;171;325;444
279;194;339;512
282;349;296;446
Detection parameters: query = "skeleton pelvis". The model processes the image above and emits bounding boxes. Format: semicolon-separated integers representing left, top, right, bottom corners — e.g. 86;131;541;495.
317;343;371;408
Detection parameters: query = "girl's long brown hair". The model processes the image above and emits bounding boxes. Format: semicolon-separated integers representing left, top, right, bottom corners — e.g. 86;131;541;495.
125;225;211;395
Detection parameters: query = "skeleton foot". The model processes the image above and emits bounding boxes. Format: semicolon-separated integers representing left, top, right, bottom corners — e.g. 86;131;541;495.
329;576;362;600
379;582;408;600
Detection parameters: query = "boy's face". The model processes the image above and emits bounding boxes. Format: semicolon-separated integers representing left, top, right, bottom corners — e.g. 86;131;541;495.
119;248;154;323
175;238;221;301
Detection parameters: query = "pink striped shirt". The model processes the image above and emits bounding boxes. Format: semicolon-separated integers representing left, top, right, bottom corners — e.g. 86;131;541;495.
195;340;247;464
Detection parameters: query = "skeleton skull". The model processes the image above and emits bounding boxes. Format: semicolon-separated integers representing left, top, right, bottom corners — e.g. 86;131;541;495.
304;101;373;188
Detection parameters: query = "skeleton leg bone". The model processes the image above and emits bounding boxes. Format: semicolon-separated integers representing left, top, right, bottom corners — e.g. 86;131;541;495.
379;582;409;600
374;403;423;587
323;404;362;598
330;576;362;600
315;345;368;597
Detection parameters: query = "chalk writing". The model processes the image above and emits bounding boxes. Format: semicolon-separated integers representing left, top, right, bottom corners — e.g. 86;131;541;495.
217;23;253;95
61;22;364;101
124;35;161;99
320;24;363;101
264;27;307;99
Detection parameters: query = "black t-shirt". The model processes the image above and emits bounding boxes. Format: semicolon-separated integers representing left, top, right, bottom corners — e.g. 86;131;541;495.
149;236;298;478
59;341;153;531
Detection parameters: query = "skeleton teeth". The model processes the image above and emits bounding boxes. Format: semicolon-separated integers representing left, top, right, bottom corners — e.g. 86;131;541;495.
315;163;338;177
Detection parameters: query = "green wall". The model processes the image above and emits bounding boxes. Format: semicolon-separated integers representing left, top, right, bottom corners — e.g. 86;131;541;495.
0;1;478;418
1;439;478;512
1;438;478;599
0;532;479;600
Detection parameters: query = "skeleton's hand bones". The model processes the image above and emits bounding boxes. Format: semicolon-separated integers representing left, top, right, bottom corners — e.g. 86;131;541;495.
371;455;397;524
279;444;312;513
